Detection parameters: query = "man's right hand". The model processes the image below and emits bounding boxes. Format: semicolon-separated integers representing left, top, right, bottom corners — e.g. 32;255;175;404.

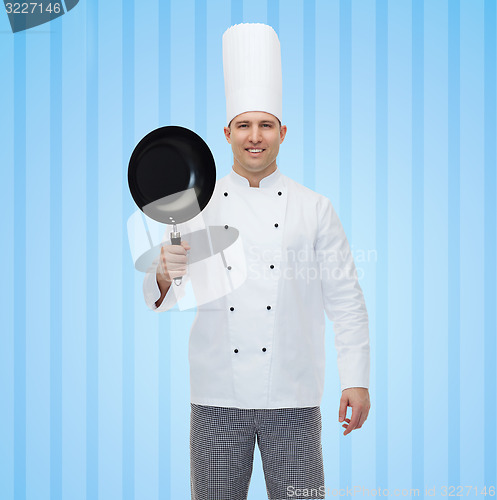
157;240;191;283
155;241;191;307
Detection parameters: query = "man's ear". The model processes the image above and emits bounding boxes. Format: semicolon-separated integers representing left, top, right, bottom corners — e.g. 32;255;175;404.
224;126;232;144
280;125;288;144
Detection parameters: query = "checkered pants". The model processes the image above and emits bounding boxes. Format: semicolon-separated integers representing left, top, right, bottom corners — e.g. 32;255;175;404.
190;404;325;500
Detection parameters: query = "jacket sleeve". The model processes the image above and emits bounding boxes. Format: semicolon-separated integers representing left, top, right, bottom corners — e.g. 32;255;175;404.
142;224;190;312
316;197;370;392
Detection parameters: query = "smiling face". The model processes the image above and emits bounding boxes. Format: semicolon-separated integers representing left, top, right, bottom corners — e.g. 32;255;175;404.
224;111;287;185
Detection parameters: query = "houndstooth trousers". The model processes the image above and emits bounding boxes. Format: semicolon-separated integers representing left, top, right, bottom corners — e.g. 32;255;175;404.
190;403;325;500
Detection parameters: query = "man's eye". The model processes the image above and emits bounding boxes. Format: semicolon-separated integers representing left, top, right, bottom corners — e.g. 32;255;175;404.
262;124;271;128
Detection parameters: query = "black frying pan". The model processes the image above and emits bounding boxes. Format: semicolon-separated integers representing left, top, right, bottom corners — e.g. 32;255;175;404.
128;126;216;284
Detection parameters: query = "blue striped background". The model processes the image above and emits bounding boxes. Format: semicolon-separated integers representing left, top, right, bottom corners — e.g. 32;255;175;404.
0;0;496;498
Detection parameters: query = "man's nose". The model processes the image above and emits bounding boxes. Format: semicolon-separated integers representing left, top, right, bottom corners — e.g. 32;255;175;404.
249;126;262;143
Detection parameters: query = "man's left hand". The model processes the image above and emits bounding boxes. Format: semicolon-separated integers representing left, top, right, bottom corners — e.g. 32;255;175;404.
338;387;370;436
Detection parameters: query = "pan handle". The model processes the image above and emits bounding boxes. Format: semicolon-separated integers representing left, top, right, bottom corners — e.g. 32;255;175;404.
170;230;182;286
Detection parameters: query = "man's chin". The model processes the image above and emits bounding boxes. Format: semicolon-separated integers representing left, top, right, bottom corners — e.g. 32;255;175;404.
242;164;269;173
234;158;275;175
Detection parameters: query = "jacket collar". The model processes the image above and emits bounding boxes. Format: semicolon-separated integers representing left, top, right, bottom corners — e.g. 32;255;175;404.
229;166;282;189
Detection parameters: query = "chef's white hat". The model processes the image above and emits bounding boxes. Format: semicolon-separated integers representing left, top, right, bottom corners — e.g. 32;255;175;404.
222;23;282;126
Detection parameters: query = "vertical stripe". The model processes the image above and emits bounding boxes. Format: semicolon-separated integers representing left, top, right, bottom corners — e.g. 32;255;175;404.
122;0;135;498
267;0;279;32
0;27;15;499
387;6;412;487
338;0;352;486
13;28;26;500
231;0;243;25
61;8;87;497
195;0;207;137
26;27;51;500
459;0;485;486
97;0;125;497
279;2;304;184
242;0;266;25
314;0;339;202
159;0;172;125
339;0;352;232
26;28;50;500
483;0;497;487
448;0;461;488
158;1;172;496
411;0;424;495
424;3;449;486
303;0;315;190
50;16;63;500
86;0;99;498
375;0;388;491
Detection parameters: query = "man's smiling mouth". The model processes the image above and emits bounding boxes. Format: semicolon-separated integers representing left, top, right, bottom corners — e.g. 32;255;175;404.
246;149;265;153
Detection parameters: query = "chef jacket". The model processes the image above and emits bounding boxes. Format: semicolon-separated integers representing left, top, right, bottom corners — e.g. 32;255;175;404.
143;167;370;409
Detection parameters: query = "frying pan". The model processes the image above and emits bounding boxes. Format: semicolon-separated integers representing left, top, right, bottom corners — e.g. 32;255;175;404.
128;126;216;285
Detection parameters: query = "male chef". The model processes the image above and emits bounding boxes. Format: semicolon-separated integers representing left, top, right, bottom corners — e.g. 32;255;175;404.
143;23;371;500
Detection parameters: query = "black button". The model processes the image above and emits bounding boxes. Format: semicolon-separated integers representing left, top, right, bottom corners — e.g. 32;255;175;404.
267;305;271;310
274;223;278;228
224;224;229;229
224;192;228;196
278;191;282;196
262;347;267;352
270;265;274;269
227;266;232;270
230;307;234;311
234;349;238;353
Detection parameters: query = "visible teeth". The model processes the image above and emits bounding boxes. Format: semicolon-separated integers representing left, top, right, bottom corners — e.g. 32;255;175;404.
248;149;263;153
